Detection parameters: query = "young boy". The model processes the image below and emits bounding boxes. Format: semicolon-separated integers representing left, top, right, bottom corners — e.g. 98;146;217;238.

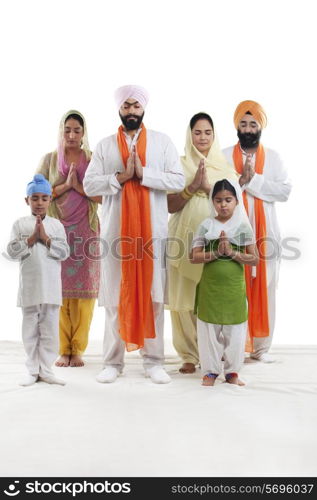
7;174;70;386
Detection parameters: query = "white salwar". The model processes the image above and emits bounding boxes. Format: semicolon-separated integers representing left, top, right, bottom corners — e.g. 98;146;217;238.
22;304;60;377
83;129;185;368
197;319;247;376
222;146;292;357
7;215;69;376
102;303;164;370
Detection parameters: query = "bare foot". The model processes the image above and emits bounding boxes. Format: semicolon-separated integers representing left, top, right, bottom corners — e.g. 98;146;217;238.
55;355;70;367
244;356;257;364
202;374;217;386
70;355;84;367
226;376;245;386
179;363;196;374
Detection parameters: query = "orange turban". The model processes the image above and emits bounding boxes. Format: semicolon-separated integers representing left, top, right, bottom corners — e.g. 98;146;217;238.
233;100;267;129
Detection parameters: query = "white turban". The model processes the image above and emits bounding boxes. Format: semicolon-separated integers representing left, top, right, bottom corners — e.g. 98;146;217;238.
114;85;149;110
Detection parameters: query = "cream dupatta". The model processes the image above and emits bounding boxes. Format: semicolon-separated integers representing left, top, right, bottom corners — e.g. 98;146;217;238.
168;121;238;284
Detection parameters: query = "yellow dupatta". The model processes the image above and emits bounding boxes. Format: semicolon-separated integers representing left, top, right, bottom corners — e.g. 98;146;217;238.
168;121;238;284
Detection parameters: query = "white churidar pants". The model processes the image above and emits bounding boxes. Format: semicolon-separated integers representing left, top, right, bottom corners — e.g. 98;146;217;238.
22;304;59;377
197;318;247;376
252;269;276;358
103;302;164;370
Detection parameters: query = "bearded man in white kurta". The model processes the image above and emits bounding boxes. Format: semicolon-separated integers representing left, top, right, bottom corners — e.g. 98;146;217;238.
222;100;292;362
83;85;185;383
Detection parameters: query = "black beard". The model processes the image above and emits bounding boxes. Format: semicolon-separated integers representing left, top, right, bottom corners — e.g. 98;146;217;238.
119;112;144;130
237;129;262;149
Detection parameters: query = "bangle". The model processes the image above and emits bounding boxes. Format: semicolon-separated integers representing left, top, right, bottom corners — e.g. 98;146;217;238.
180;186;194;200
180;190;191;200
185;186;194;197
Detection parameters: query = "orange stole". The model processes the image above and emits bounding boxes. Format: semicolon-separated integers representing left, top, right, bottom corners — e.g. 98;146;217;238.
117;125;155;351
233;143;269;351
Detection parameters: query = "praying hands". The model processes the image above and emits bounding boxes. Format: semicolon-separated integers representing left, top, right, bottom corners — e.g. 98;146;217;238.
27;215;50;248
66;163;80;190
117;146;143;184
239;153;255;186
188;159;211;195
217;230;233;257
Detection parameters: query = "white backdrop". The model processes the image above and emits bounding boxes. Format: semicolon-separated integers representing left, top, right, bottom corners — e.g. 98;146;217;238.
0;0;315;344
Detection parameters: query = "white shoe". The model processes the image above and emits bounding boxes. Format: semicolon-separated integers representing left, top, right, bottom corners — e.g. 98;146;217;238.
96;366;119;383
39;376;66;385
259;353;275;363
19;374;38;386
251;353;275;363
145;365;171;384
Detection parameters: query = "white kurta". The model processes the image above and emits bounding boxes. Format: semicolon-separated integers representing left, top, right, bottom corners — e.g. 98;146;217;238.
222;145;292;355
83;129;185;307
7;215;69;307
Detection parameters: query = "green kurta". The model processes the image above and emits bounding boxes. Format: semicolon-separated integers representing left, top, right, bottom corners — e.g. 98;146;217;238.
194;239;248;325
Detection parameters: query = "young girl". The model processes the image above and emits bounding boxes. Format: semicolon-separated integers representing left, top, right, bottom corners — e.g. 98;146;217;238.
191;179;258;386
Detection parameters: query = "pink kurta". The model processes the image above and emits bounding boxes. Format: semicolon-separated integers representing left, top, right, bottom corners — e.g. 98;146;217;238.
38;151;100;299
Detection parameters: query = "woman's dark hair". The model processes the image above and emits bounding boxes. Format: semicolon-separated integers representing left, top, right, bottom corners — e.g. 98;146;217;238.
190;112;214;130
65;113;84;130
212;179;237;199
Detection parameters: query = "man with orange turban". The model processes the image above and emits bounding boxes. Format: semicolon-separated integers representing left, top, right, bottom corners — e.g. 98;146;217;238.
83;85;185;383
223;100;292;362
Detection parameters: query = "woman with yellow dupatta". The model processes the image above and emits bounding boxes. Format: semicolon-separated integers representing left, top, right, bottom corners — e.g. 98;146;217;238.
167;113;237;374
37;110;101;367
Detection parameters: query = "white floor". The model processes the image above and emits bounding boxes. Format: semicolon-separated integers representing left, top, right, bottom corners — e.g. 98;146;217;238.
1;341;317;477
